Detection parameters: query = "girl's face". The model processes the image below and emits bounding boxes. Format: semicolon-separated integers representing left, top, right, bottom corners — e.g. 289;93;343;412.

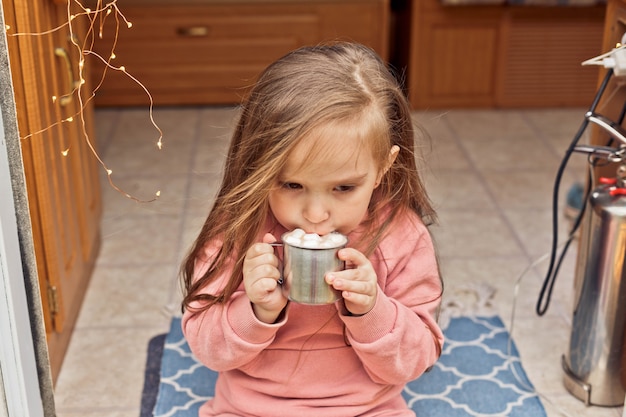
268;122;398;237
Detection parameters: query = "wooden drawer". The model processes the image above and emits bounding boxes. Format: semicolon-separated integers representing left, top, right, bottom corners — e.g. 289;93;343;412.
106;8;319;41
90;1;389;106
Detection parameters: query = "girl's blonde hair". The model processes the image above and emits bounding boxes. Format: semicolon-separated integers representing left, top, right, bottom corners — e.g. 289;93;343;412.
182;42;436;313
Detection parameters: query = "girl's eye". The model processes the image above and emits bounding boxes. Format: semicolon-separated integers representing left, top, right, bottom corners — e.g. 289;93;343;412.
335;185;355;193
282;182;302;190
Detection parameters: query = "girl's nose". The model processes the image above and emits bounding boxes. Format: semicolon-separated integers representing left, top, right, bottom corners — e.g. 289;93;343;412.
303;199;330;225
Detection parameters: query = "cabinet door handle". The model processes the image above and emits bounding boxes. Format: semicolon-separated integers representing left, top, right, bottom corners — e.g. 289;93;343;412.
54;47;78;107
177;26;209;37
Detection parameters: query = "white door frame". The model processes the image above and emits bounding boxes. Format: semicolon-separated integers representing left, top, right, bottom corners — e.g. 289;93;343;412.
0;1;48;415
0;100;44;417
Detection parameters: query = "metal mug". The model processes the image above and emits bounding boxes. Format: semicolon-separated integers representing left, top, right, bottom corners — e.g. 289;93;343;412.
280;232;346;305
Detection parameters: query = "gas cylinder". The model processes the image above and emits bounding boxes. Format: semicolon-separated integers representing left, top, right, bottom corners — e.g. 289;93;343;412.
563;174;626;406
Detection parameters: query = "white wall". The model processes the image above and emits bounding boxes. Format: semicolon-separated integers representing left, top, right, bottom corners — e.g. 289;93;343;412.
0;101;44;417
0;363;8;417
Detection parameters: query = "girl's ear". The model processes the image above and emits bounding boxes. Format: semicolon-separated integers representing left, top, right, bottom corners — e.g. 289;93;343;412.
375;145;400;187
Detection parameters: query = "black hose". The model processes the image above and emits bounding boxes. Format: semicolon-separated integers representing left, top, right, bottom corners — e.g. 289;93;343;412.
536;68;614;316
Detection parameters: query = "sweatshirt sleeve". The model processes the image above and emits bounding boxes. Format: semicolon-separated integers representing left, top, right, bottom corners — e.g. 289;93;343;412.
181;248;286;372
340;214;444;384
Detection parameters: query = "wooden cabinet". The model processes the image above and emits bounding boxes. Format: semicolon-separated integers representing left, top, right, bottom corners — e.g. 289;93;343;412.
402;0;501;108
2;0;102;382
88;0;390;106
404;0;605;108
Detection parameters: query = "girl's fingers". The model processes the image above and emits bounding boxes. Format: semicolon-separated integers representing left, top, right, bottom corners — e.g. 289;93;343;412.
338;247;366;265
244;243;279;272
329;273;375;294
262;233;278;244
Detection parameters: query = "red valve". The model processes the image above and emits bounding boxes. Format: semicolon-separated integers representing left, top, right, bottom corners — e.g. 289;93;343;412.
609;188;626;196
600;177;618;185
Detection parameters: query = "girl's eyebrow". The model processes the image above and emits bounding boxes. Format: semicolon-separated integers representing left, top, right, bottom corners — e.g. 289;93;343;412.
282;172;369;182
334;173;369;184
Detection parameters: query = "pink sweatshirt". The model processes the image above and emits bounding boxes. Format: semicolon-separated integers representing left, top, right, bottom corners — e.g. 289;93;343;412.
182;211;444;417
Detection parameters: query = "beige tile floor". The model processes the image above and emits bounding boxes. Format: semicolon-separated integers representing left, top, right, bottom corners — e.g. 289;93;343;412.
52;105;625;417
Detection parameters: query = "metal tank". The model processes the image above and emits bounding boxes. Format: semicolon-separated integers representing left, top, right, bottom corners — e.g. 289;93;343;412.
563;176;626;406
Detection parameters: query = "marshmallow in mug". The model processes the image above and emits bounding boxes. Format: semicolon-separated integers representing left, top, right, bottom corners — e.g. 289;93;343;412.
282;228;347;249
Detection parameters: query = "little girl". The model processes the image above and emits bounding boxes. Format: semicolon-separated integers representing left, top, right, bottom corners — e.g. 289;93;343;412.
181;42;443;417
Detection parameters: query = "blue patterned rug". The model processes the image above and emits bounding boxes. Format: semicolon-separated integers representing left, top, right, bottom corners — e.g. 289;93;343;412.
142;315;546;417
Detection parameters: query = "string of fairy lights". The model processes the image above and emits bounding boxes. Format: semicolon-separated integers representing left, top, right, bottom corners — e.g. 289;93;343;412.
5;0;162;202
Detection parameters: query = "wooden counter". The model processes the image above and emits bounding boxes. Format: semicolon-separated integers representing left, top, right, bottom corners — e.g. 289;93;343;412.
89;0;389;106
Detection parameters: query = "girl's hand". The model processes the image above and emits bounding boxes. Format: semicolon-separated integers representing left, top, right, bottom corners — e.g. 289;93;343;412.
326;248;378;316
243;233;288;323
